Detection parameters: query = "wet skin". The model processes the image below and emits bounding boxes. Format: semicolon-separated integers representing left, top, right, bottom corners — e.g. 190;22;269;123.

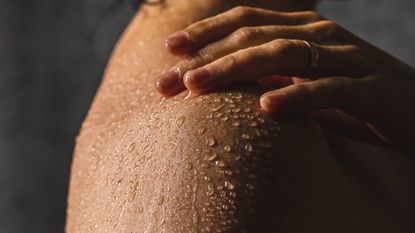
66;1;415;232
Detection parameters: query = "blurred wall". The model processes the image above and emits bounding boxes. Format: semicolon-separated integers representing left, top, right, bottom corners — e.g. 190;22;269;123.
0;0;139;232
0;0;414;232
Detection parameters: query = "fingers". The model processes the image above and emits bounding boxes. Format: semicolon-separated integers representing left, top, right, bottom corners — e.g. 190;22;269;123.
182;39;371;93
259;77;364;115
156;19;365;96
157;24;320;96
165;6;323;55
155;67;186;97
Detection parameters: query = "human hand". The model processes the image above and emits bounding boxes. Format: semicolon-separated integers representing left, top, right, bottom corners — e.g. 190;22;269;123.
155;6;415;153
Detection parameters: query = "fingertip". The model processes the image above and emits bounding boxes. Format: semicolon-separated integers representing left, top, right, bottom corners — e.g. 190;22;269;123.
183;67;211;91
164;31;191;56
155;68;184;97
260;91;287;114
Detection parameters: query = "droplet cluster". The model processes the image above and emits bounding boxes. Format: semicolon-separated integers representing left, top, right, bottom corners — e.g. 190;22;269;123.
186;91;282;232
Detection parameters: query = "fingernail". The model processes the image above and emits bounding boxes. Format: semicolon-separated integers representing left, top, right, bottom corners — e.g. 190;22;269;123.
260;91;286;114
157;68;180;90
184;67;211;88
165;31;189;50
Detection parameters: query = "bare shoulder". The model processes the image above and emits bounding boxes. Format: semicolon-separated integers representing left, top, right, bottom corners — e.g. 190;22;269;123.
67;82;358;232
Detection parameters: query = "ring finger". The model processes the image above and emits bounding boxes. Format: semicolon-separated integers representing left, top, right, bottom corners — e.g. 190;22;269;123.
182;39;373;94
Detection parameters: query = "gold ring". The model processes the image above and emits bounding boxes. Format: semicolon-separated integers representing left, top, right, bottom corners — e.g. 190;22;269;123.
302;40;319;75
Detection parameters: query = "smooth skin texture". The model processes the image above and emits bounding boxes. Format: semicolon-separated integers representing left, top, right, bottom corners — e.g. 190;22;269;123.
156;5;415;154
66;1;415;232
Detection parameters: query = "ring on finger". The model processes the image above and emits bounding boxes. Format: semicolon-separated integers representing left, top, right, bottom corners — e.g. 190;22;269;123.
302;40;319;75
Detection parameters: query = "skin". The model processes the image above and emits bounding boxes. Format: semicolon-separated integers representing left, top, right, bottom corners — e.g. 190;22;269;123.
156;2;415;154
66;0;415;232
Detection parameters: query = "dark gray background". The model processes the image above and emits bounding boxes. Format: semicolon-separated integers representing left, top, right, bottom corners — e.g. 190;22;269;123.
0;0;414;232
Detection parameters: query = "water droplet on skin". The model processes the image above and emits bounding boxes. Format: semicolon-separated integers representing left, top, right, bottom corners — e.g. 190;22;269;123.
211;104;225;112
243;107;252;113
232;107;242;113
242;134;253;140
128;192;137;202
244;143;253;152
234;93;243;99
185;162;193;170
217;185;224;191
225;98;235;104
214;98;222;103
232;121;241;127
207;184;215;196
221;116;229;122
201;163;210;169
224;181;235;190
214;112;224;118
206;114;213;119
207;153;218;161
157;196;165;205
225;170;234;176
177;116;186;126
224;145;232;152
199;127;206;134
128;142;136;153
215;160;227;168
258;117;265;124
204;176;212;182
185;91;199;100
206;137;217;147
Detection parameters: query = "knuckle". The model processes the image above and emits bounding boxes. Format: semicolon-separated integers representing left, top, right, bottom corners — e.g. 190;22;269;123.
269;39;298;57
302;10;324;22
319;20;337;30
321;20;339;34
313;20;342;41
223;54;240;69
233;27;260;43
231;6;257;21
296;83;313;95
